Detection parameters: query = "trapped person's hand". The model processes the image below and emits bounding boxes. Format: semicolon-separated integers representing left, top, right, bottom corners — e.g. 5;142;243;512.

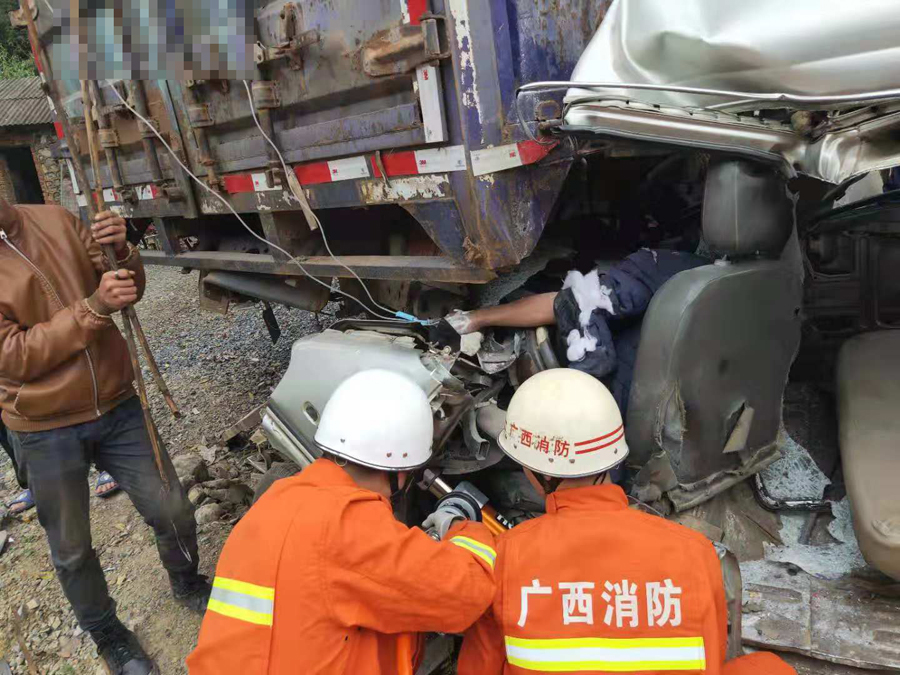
95;269;138;312
91;211;129;255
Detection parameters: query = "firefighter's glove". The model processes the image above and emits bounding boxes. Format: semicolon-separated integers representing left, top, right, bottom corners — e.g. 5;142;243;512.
423;491;482;540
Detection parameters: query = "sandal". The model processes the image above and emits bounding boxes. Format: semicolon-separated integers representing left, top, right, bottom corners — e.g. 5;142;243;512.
95;472;121;499
7;488;34;514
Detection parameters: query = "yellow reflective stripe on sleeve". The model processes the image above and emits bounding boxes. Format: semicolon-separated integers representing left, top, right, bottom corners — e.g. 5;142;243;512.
212;576;275;600
504;635;706;672
207;577;276;627
506;637;705;649
449;536;497;568
207;598;273;627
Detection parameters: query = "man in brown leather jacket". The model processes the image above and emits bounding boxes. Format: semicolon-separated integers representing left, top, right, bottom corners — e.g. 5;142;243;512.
0;199;208;675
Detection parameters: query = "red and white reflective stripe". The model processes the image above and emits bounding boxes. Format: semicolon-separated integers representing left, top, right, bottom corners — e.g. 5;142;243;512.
252;173;281;192
221;139;551;195
224;145;468;194
136;184;162;200
222;173;284;193
400;0;428;25
416;64;446;144
222;174;254;194
295;155;370;185
223;157;372;194
402;1;445;144
373;145;466;178
100;184;162;202
470;140;558;177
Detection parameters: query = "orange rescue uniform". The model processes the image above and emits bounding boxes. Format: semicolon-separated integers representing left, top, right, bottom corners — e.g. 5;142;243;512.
187;459;497;674
458;484;796;675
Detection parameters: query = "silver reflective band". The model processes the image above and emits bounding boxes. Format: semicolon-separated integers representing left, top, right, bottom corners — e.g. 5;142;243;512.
210;586;275;616
450;536;497;568
207;577;276;626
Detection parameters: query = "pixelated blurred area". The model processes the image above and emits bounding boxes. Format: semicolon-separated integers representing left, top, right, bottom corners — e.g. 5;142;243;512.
46;0;255;80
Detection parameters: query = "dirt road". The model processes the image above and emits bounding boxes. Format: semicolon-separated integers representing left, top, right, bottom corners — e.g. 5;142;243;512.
0;266;324;673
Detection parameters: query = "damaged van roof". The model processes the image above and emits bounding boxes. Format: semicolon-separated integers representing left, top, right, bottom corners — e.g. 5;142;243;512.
530;0;900;184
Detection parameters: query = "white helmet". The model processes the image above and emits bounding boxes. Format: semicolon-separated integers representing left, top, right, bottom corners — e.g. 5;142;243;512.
498;369;628;478
315;369;434;471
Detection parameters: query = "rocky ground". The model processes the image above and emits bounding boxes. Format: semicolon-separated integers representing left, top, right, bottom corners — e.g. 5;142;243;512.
0;266;332;674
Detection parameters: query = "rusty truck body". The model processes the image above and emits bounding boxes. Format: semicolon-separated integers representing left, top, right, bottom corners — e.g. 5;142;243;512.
24;0;614;317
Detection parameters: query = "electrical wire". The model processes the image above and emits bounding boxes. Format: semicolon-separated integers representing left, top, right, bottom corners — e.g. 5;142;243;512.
240;80;403;320
103;80;411;322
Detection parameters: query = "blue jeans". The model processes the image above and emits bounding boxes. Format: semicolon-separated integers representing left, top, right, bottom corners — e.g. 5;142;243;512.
8;397;198;631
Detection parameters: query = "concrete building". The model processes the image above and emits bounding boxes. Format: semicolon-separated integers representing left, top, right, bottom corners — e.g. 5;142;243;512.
0;76;76;210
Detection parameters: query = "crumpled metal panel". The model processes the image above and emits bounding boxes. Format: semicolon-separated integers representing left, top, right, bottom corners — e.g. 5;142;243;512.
567;0;900;109
268;328;446;451
561;0;900;184
742;559;900;670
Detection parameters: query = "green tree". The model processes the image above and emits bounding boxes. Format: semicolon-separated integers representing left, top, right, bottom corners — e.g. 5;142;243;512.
0;0;36;78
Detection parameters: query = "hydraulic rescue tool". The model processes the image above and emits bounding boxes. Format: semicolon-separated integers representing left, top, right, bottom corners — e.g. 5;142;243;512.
419;468;514;537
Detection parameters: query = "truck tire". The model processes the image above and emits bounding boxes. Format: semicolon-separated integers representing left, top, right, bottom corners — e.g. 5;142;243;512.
253;462;300;504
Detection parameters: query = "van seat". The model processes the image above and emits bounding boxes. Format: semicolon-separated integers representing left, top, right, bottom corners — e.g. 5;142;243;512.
837;331;900;580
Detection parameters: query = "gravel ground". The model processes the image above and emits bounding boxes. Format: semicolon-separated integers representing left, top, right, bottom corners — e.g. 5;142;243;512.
0;266;329;674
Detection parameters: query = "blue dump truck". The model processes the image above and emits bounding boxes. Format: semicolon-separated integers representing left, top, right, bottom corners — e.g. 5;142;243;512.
23;0;900;670
24;0;612;317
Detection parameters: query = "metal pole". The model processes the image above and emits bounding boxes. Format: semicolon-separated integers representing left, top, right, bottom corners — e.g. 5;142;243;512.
87;80;125;191
127;80;165;185
83;81;181;418
22;5;171;492
9;609;39;675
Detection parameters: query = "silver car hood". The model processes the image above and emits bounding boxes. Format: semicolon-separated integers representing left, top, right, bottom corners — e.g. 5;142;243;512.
553;0;900;183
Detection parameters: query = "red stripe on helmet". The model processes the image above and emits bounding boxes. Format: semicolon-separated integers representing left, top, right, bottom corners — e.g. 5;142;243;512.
574;429;625;455
574;424;623;447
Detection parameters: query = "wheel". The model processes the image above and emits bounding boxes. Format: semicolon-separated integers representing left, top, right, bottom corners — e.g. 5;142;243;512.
252;462;300;504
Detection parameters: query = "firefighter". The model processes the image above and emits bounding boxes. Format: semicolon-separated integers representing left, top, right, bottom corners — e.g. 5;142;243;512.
457;368;796;675
187;369;498;674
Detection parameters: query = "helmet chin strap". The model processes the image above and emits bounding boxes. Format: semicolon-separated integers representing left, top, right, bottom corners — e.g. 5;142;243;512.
389;472;400;498
389;471;417;509
536;474;563;494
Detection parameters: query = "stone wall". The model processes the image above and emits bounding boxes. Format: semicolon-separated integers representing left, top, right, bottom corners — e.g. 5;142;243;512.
0;155;15;203
31;131;62;205
58;164;78;214
0;127;72;209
